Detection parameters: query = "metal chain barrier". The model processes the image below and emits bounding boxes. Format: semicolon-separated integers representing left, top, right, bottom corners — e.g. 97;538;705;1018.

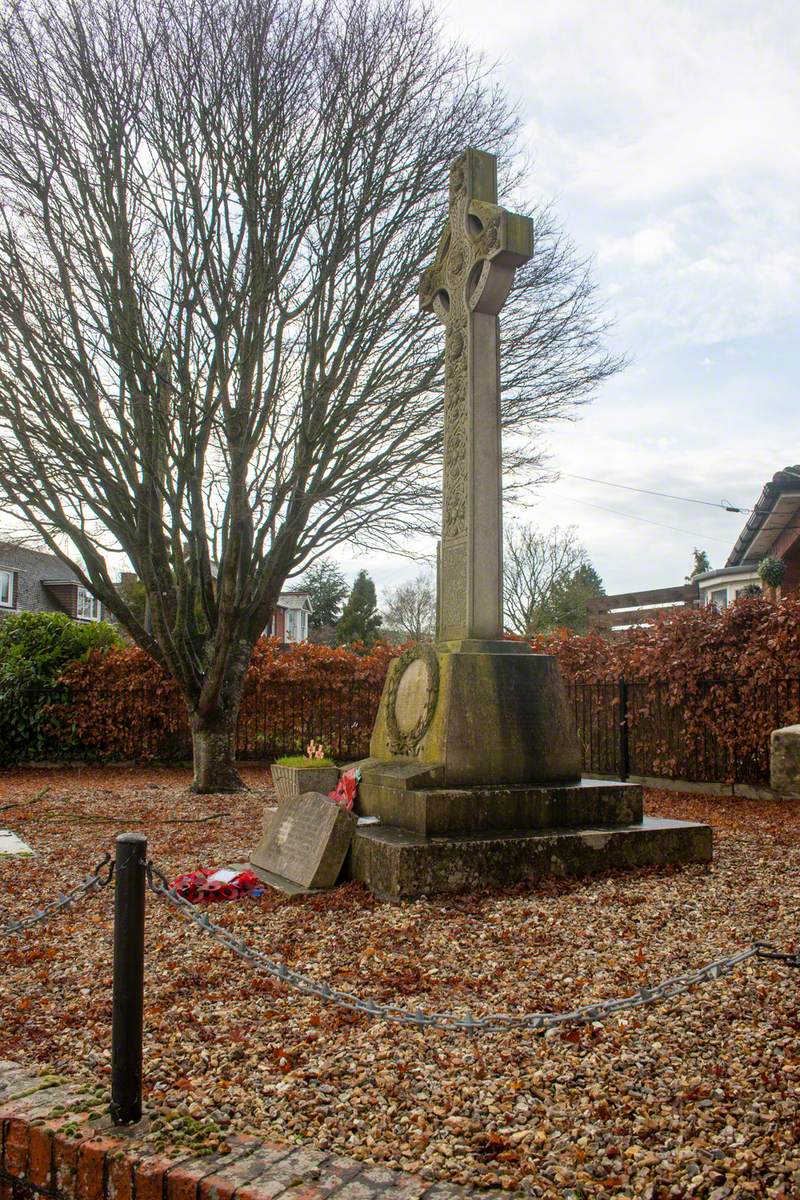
146;860;797;1034
0;852;114;937
755;943;800;968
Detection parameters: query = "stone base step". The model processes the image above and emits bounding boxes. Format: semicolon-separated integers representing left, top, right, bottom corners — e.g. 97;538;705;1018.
355;764;643;836
347;816;713;901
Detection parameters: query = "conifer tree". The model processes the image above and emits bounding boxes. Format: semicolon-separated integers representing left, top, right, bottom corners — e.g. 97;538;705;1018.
337;571;382;646
300;560;350;630
549;562;605;633
687;549;711;581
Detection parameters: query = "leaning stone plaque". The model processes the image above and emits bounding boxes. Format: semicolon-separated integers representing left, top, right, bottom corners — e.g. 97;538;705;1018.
249;792;357;891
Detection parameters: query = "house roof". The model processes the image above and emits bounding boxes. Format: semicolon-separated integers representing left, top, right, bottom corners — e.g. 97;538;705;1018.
277;591;312;611
727;465;800;567
693;565;760;584
0;540;79;583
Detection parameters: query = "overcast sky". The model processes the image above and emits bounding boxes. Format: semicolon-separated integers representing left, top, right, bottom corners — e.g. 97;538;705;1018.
340;0;800;599
6;3;795;603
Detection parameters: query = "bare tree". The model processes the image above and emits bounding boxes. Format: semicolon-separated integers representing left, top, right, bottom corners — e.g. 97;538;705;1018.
0;0;622;791
383;573;436;642
504;524;592;636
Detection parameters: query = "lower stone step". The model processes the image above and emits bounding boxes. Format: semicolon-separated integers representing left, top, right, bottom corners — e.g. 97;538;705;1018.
348;815;713;901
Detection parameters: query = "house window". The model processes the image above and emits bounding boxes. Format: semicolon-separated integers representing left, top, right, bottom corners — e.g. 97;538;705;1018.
76;587;101;621
0;568;13;608
709;588;728;609
284;607;309;642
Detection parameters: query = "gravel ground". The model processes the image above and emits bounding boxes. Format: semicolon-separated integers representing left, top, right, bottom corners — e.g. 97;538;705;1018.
1;765;798;1199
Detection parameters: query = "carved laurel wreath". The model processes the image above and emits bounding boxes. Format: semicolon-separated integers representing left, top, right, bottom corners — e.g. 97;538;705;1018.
386;643;440;755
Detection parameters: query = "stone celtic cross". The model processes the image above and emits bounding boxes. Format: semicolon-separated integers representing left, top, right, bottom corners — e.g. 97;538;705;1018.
420;148;533;642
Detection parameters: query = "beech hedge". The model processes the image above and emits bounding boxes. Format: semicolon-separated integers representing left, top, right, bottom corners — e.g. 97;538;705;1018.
56;637;402;762
532;595;800;783
531;593;800;682
5;597;797;779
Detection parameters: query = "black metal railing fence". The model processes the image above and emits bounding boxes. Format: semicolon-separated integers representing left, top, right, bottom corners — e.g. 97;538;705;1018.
90;673;800;787
235;679;384;762
569;676;800;786
116;678;385;764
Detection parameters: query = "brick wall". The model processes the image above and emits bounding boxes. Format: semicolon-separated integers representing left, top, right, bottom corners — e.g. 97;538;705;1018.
0;1062;464;1200
272;608;286;640
770;527;800;592
43;583;79;619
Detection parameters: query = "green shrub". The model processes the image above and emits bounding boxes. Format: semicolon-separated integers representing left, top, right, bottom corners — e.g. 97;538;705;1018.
757;555;786;589
0;610;120;764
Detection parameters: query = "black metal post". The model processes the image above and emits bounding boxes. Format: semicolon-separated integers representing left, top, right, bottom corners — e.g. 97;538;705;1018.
618;677;630;781
111;832;147;1125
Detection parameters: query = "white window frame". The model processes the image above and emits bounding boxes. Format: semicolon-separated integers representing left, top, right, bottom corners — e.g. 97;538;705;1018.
76;587;101;622
709;588;728;610
0;568;13;608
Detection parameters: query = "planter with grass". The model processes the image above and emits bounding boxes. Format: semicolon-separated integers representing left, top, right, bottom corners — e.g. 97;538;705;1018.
271;742;339;800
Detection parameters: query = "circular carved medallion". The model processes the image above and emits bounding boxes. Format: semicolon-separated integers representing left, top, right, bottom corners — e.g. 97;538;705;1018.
386;644;440;756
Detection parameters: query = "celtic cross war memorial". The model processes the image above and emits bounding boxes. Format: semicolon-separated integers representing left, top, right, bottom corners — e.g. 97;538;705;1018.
341;148;713;899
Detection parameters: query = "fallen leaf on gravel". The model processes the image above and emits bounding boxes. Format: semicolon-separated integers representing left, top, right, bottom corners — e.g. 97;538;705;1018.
1;766;798;1199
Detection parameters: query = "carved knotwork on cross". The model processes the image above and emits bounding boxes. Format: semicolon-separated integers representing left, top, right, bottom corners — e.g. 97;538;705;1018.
419;148;533;641
419;150;532;327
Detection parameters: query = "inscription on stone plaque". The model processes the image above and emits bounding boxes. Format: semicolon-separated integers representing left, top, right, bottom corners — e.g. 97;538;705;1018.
250;792;357;890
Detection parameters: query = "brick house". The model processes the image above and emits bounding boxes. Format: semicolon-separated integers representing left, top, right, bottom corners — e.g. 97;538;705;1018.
268;591;312;642
0;541;103;622
588;464;800;630
1;542;312;641
692;464;800;607
725;464;800;592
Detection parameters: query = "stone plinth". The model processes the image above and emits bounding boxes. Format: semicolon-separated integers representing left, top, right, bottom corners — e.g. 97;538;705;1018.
349;816;713;902
354;761;642;835
352;637;713;899
369;640;581;787
770;725;800;796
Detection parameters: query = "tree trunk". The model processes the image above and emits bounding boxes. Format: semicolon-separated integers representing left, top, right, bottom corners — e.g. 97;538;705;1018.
190;709;245;793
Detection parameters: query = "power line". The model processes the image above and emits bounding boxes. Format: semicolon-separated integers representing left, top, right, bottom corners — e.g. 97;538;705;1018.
557;494;733;543
560;473;749;513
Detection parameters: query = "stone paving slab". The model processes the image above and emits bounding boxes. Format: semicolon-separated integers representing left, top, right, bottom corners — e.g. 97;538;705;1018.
0;1064;470;1200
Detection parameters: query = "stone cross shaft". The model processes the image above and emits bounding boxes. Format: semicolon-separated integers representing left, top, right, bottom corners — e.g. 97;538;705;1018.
420;148;533;642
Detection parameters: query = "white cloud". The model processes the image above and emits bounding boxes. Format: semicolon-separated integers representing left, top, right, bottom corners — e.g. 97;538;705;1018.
445;0;800;348
362;2;800;596
598;226;678;267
